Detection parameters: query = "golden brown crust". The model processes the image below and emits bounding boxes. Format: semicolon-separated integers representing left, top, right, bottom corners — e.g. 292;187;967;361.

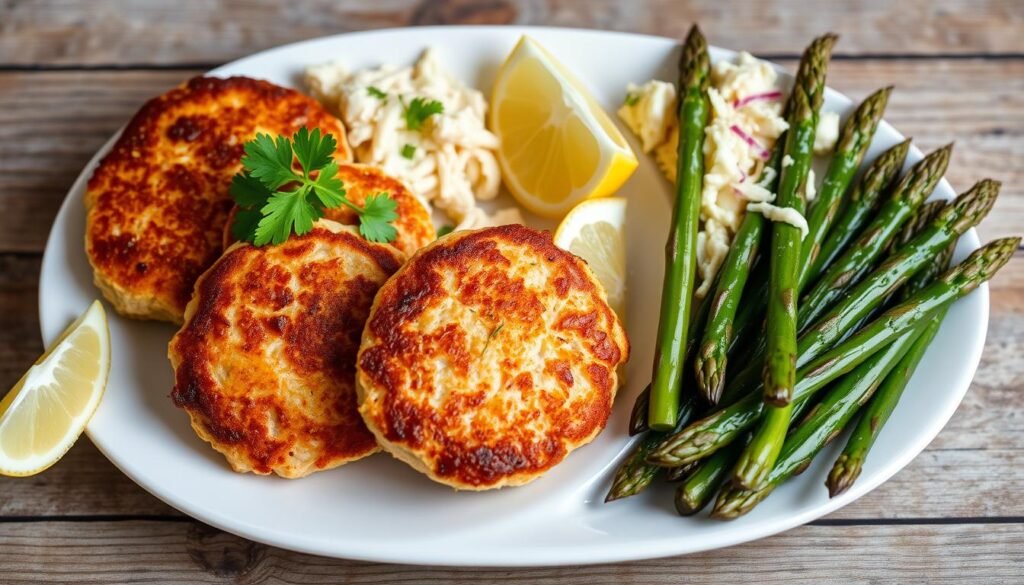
222;163;435;257
169;220;402;478
86;75;351;324
356;224;629;490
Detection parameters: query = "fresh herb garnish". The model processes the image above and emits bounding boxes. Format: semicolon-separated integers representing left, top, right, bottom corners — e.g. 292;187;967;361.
436;225;454;238
400;143;417;159
401;96;444;131
230;128;397;246
367;86;387;100
624;92;640;107
359;191;400;244
481;322;504;357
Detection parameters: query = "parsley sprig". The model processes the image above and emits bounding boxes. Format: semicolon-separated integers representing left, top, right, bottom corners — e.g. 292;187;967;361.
401;96;444;131
230;128;398;246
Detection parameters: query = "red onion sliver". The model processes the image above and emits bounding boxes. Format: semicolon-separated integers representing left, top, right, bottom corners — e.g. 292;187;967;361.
730;124;771;160
732;90;783;109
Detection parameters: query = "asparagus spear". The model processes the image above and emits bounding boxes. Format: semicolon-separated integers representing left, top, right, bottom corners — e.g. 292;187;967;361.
762;33;836;407
807;139;911;284
725;258;770;358
608;404;695;501
798;86;892;291
719;241;949;517
826;245;955;497
606;432;663;502
675;436;749;515
646;237;1019;466
675;392;821;514
712;325;923;519
630;272;716;435
648;25;711;431
904;240;956;295
890;199;947;251
695;146;783;404
797;180;997;362
628;386;651;436
738;34;834;489
799;144;953;331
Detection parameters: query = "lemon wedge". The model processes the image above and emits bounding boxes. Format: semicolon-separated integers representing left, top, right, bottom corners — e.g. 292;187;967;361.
0;300;110;476
554;197;627;321
491;36;638;218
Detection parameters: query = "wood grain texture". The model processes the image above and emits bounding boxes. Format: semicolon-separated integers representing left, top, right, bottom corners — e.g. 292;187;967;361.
0;59;1021;253
1;520;1023;584
1;0;1022;66
0;70;200;253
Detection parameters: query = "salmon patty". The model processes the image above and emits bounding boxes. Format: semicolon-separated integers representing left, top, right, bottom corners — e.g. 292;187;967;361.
169;220;402;478
356;224;629;489
86;75;351;324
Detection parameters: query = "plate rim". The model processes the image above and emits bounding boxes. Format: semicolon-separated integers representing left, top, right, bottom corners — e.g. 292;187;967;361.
37;24;989;566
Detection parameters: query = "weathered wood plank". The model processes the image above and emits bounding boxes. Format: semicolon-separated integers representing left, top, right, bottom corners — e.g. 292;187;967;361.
0;254;43;383
1;520;1023;584
0;59;1021;253
0;70;201;253
2;0;1022;66
2;256;1022;518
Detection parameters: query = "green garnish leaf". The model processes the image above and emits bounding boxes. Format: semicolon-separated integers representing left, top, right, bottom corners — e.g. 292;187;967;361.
291;126;336;175
436;225;454;238
367;86;387;100
231;207;263;244
241;133;296;189
309;162;347;208
230;128;398;246
624;92;640;107
400;143;416;160
229;172;273;208
255;188;322;246
402;96;444;131
359;192;399;243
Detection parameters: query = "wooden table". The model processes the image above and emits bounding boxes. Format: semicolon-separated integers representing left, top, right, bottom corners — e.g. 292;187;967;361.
2;1;1022;582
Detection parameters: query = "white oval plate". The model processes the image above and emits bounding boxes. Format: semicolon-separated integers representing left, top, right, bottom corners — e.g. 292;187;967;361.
39;26;987;566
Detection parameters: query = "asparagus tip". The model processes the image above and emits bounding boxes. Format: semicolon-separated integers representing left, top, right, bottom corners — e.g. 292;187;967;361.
731;458;769;492
826;455;861;498
696;355;725;406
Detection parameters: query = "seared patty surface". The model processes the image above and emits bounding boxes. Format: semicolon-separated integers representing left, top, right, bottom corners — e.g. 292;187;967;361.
169;220;401;478
356;224;629;490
